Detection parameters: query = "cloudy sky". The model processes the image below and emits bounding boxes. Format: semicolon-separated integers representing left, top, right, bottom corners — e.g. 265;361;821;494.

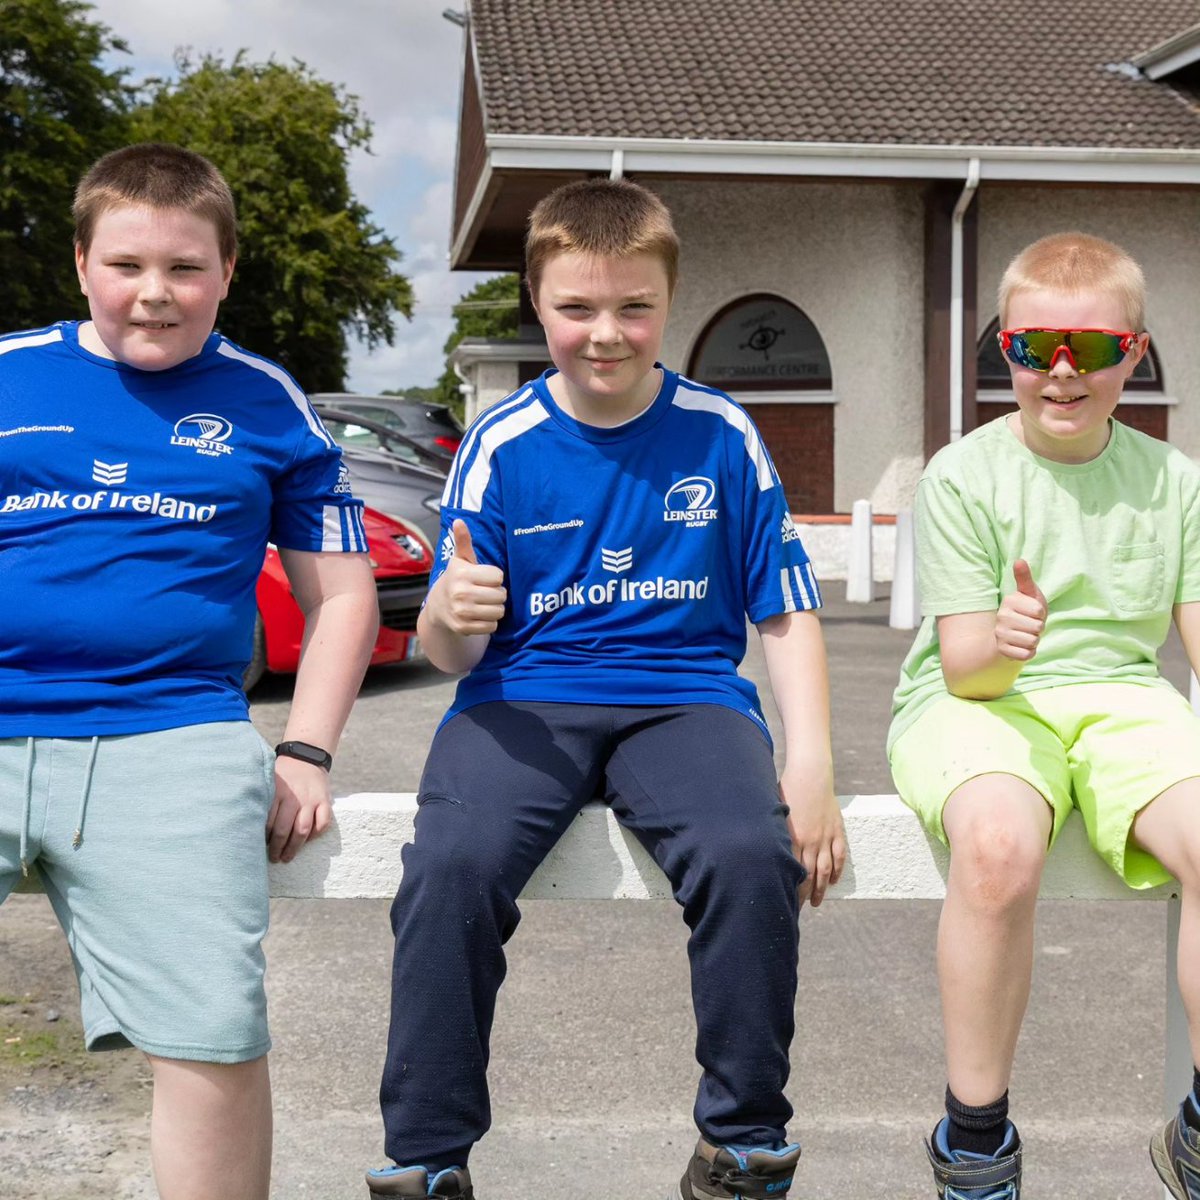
89;0;496;392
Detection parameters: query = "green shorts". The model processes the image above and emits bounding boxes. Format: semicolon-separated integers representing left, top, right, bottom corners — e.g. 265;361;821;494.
0;722;276;1062
888;682;1200;889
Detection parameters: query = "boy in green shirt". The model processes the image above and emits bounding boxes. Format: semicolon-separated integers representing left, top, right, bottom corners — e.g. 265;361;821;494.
889;232;1200;1199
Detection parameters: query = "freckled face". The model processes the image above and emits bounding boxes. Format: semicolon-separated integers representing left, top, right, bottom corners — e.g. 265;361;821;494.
75;204;234;371
1003;287;1147;463
533;251;671;426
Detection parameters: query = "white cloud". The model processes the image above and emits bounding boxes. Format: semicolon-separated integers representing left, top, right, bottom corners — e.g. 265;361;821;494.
87;0;481;391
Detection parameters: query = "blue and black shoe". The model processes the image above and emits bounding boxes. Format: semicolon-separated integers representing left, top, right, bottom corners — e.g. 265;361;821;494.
673;1136;801;1199
365;1163;473;1198
926;1117;1021;1199
1151;1101;1200;1199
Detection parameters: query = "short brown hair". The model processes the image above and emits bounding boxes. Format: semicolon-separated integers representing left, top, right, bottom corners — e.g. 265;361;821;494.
999;231;1145;330
525;178;679;299
74;143;237;262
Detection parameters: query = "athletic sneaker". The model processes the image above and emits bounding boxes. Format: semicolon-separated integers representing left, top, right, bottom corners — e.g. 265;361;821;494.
365;1164;473;1198
926;1117;1021;1199
1151;1102;1200;1199
672;1136;801;1199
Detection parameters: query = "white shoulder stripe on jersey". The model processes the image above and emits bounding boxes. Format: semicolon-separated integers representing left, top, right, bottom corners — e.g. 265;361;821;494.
0;328;64;357
458;400;551;512
671;387;778;491
443;386;536;508
216;341;332;448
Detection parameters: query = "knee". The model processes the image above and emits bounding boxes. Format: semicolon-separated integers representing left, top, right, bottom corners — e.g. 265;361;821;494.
949;813;1046;913
683;812;796;885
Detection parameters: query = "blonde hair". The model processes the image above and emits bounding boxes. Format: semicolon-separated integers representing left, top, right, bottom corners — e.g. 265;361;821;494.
74;143;237;262
525;178;679;299
999;231;1145;330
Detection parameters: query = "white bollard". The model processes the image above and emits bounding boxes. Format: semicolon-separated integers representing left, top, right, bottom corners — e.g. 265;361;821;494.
889;510;920;630
1191;672;1199;715
845;499;874;603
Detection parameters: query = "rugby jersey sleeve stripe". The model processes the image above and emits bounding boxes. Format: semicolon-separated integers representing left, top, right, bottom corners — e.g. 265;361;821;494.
0;327;65;356
459;400;551;512
779;567;798;613
443;385;538;508
671;386;779;491
215;340;333;448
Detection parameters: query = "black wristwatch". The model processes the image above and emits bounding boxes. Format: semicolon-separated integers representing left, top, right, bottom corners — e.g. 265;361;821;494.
274;740;334;772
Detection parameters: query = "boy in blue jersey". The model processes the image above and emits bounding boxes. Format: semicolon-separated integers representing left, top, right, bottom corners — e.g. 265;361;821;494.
368;179;843;1200
0;144;378;1200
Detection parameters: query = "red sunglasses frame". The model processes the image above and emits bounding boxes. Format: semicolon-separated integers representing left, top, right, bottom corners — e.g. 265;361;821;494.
998;327;1141;373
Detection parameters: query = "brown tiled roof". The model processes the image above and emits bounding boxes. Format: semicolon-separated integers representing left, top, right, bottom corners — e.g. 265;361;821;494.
468;0;1200;149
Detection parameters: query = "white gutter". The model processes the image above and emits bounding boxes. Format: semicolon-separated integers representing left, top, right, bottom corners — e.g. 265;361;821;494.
949;157;981;443
484;132;1200;183
609;148;625;180
452;132;1200;266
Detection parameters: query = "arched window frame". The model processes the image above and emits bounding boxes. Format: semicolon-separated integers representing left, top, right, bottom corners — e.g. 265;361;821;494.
686;292;836;404
977;316;1170;403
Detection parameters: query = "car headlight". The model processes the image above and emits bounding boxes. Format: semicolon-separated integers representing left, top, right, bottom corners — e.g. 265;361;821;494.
422;495;442;514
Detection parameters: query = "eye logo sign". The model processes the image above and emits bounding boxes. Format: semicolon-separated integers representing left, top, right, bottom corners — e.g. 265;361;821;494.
664;476;718;527
170;413;235;457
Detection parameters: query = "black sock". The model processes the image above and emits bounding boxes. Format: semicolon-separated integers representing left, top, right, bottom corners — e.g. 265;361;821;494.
1185;1067;1200;1130
944;1086;1010;1157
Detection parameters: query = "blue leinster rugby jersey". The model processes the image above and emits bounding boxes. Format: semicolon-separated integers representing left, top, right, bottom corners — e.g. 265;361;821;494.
432;366;821;739
0;322;366;736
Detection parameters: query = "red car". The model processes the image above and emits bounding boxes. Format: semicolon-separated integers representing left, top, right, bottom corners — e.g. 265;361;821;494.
244;506;432;691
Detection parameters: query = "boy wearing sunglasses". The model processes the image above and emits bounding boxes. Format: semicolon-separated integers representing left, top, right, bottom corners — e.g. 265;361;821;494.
888;231;1200;1199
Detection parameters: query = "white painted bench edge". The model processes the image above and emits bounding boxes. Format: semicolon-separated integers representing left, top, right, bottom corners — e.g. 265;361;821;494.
267;793;1187;1128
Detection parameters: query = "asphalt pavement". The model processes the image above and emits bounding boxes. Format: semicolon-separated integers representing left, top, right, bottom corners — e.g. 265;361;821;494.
1;592;1192;1198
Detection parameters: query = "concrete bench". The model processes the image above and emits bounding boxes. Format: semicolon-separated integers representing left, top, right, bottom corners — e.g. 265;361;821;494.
267;792;1187;1135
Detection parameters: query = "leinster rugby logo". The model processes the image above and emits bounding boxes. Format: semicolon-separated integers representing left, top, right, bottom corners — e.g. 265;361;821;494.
664;476;718;527
171;413;234;457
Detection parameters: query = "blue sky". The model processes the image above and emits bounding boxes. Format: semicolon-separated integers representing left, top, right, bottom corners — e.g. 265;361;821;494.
88;0;497;392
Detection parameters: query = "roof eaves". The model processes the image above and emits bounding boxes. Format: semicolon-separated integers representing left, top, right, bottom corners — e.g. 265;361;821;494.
485;133;1200;185
1132;22;1200;80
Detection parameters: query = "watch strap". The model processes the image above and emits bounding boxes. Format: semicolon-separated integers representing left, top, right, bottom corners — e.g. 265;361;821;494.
274;740;333;772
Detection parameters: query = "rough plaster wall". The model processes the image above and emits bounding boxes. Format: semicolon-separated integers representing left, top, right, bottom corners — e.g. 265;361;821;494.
654;179;927;512
978;186;1200;460
467;361;521;423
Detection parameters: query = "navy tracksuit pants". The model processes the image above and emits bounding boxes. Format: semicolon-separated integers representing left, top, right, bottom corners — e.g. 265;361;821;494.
379;701;806;1168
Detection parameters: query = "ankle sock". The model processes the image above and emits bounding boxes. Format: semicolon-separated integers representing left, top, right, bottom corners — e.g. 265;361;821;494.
944;1086;1010;1157
1184;1066;1200;1130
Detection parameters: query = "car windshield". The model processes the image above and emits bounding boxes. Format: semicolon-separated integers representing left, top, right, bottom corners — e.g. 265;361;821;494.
323;419;423;466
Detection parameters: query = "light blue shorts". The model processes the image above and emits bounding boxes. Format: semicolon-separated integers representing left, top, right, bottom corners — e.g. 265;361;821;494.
1;722;276;1062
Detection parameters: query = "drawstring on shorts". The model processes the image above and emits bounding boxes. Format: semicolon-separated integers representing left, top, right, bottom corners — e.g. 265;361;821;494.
73;736;100;849
19;738;33;877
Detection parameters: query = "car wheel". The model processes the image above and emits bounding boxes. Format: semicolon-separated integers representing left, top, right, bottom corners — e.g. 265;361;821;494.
243;612;267;693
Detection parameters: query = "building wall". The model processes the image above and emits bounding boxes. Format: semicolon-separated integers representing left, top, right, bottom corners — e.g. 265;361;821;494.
977;186;1200;458
654;179;927;513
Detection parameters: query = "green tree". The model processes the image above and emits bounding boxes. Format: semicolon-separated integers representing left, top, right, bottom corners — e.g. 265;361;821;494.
132;52;413;391
435;273;520;409
1;0;130;330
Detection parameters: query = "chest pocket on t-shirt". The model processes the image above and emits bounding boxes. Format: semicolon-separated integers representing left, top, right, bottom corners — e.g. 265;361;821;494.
1112;541;1165;615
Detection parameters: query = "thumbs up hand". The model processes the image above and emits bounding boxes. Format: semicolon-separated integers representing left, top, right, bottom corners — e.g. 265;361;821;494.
432;518;508;636
995;558;1047;662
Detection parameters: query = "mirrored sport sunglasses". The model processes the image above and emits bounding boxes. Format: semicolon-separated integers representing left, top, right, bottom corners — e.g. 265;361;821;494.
999;328;1141;374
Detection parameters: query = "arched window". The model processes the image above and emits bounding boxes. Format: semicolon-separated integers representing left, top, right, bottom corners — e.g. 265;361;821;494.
688;294;832;392
977;316;1163;392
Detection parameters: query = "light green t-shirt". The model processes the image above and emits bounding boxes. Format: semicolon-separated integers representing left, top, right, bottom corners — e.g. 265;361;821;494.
888;416;1200;751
